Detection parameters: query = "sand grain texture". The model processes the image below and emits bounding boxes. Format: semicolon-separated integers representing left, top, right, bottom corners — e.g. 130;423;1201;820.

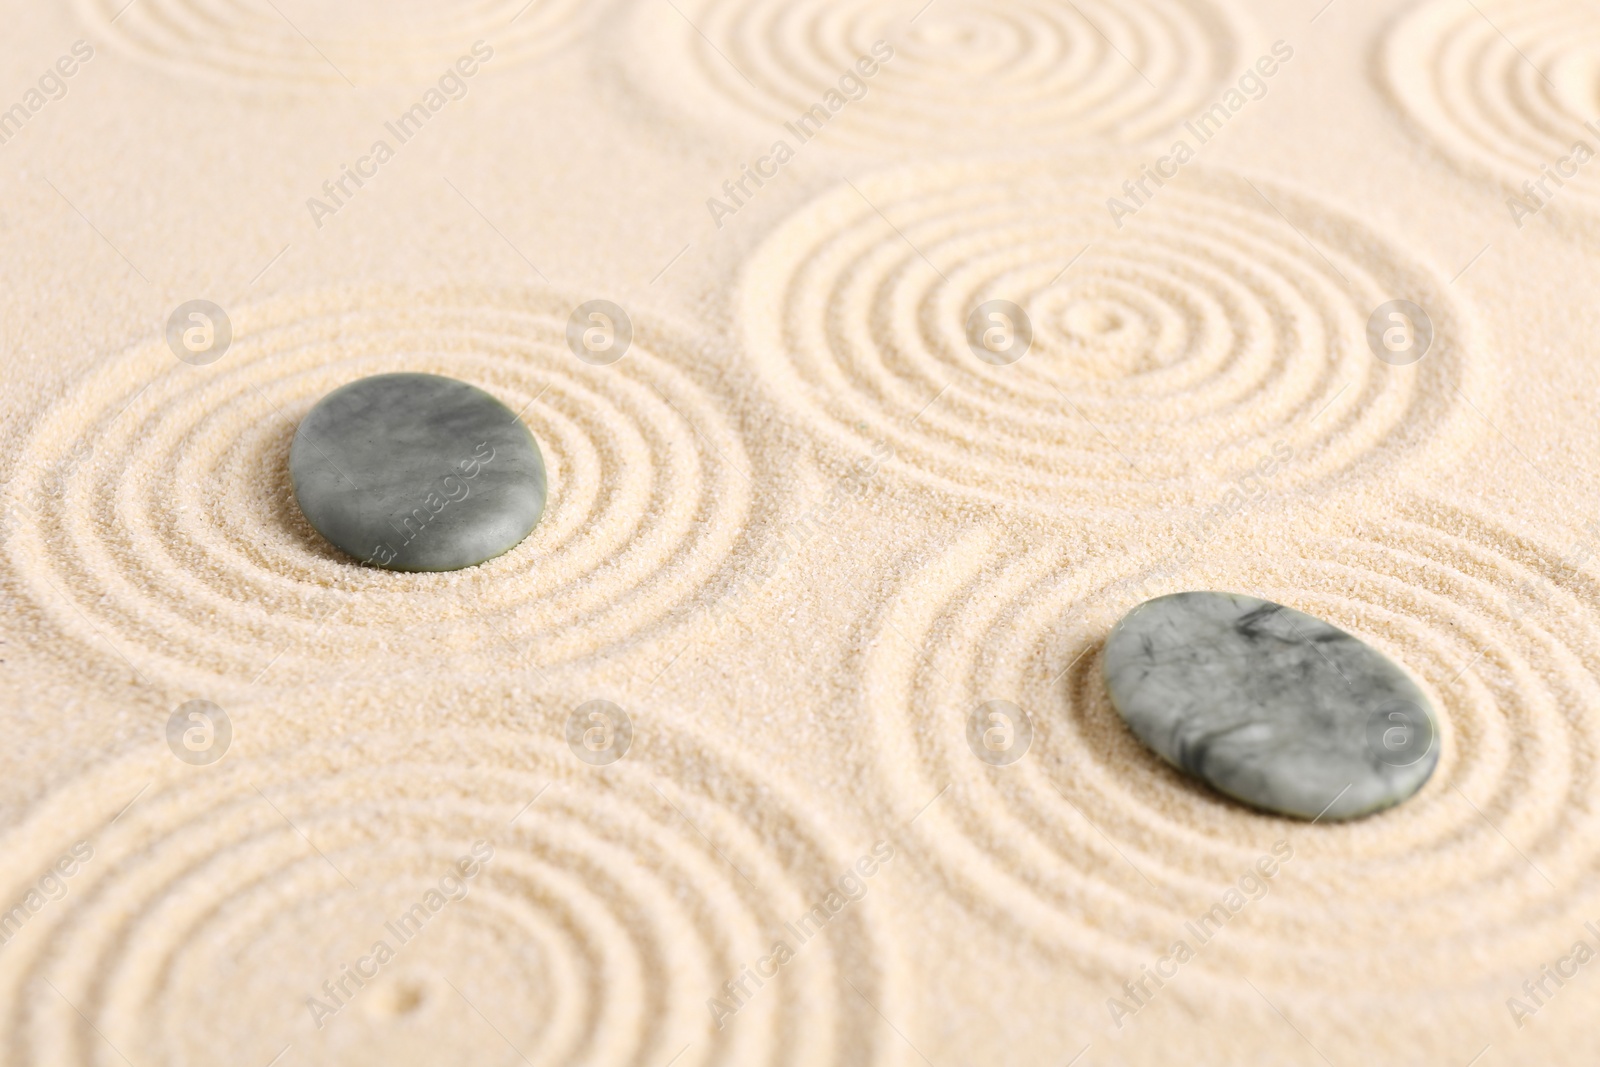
1;0;1598;1064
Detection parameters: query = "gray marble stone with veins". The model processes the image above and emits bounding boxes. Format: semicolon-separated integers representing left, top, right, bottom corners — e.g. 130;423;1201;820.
1103;591;1439;821
290;373;546;572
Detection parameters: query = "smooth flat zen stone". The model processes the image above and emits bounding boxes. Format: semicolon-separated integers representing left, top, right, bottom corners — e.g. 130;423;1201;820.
290;373;545;572
1103;591;1439;821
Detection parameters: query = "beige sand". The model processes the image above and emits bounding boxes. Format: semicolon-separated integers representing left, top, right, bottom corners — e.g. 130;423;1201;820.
2;0;1599;1063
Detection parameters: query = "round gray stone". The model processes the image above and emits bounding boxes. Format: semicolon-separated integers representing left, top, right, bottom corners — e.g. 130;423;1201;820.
290;373;546;572
1103;591;1439;821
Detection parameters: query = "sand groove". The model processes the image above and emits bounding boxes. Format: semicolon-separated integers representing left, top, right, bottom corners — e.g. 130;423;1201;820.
625;0;1246;149
76;0;593;85
1380;0;1600;214
860;498;1600;999
0;286;753;693
740;160;1485;513
0;716;905;1066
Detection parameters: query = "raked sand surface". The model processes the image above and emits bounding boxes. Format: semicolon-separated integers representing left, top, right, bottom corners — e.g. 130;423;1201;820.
2;0;1600;1063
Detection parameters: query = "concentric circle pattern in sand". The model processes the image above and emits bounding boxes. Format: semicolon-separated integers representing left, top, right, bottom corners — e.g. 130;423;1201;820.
741;161;1484;513
0;718;905;1066
0;286;753;693
1381;0;1600;214
862;498;1600;999
76;0;592;86
626;0;1246;149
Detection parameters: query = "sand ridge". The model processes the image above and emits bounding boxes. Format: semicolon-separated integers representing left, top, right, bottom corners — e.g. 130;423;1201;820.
1;285;762;696
75;0;599;87
0;698;912;1066
739;157;1490;513
850;494;1600;997
1380;0;1600;227
623;0;1251;150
